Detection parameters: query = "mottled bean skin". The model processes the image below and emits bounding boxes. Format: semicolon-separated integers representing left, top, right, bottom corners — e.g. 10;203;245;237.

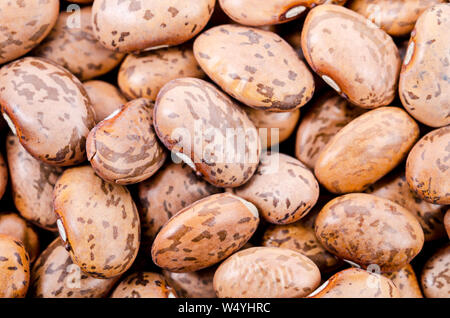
84;80;127;123
315;193;424;272
154;77;261;188
87;98;166;185
194;24;315;111
6;134;63;231
348;0;445;37
0;57;95;166
33;6;125;81
233;153;319;224
219;0;306;26
366;171;447;241
421;244;450;298
118;46;205;101
383;264;423;298
406;126;450;205
399;4;450;127
301;5;401;109
214;246;321;298
308;268;400;298
0;213;39;263
262;205;342;272
315;107;419;194
152;193;259;272
138;162;221;244
219;1;348;26
92;0;215;53
0;234;30;298
0;0;59;64
244;107;300;148
30;239;119;298
295;92;366;169
53;166;140;278
110;272;176;298
163;267;217;298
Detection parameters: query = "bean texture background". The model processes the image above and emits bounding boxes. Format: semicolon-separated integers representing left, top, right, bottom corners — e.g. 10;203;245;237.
0;0;448;301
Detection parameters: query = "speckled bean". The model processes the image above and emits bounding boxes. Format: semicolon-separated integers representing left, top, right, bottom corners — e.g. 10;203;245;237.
30;238;119;298
315;193;424;272
406;126;450;205
301;4;401;108
213;246;321;298
399;4;450;127
194;24;315;111
151;193;259;272
138;162;221;244
6;134;63;231
53;166;140;278
87;98;166;185
0;57;95;166
315;107;419;194
233;152;319;224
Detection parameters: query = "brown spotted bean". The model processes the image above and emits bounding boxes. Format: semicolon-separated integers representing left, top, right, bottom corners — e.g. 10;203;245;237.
406;126;450;205
53;166;140;278
366;171;447;241
0;234;30;298
151;193;259;272
383;264;423;298
138;162;221;244
92;0;215;53
110;272;176;298
301;4;401;108
6;134;63;231
0;152;7;201
213;246;321;298
0;0;59;64
399;4;450;127
33;6;125;81
421;244;450;298
295;92;366;169
243;107;300;148
86;98;166;185
0;57;95;166
163;267;217;298
0;213;39;263
315;193;424;272
194;24;315;111
67;0;93;3
30;238;119;298
83;80;128;123
154;77;261;188
233;152;319;224
118;46;205;101
308;268;400;298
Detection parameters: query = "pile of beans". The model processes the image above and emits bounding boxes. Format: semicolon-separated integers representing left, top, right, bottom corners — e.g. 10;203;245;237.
0;0;448;298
